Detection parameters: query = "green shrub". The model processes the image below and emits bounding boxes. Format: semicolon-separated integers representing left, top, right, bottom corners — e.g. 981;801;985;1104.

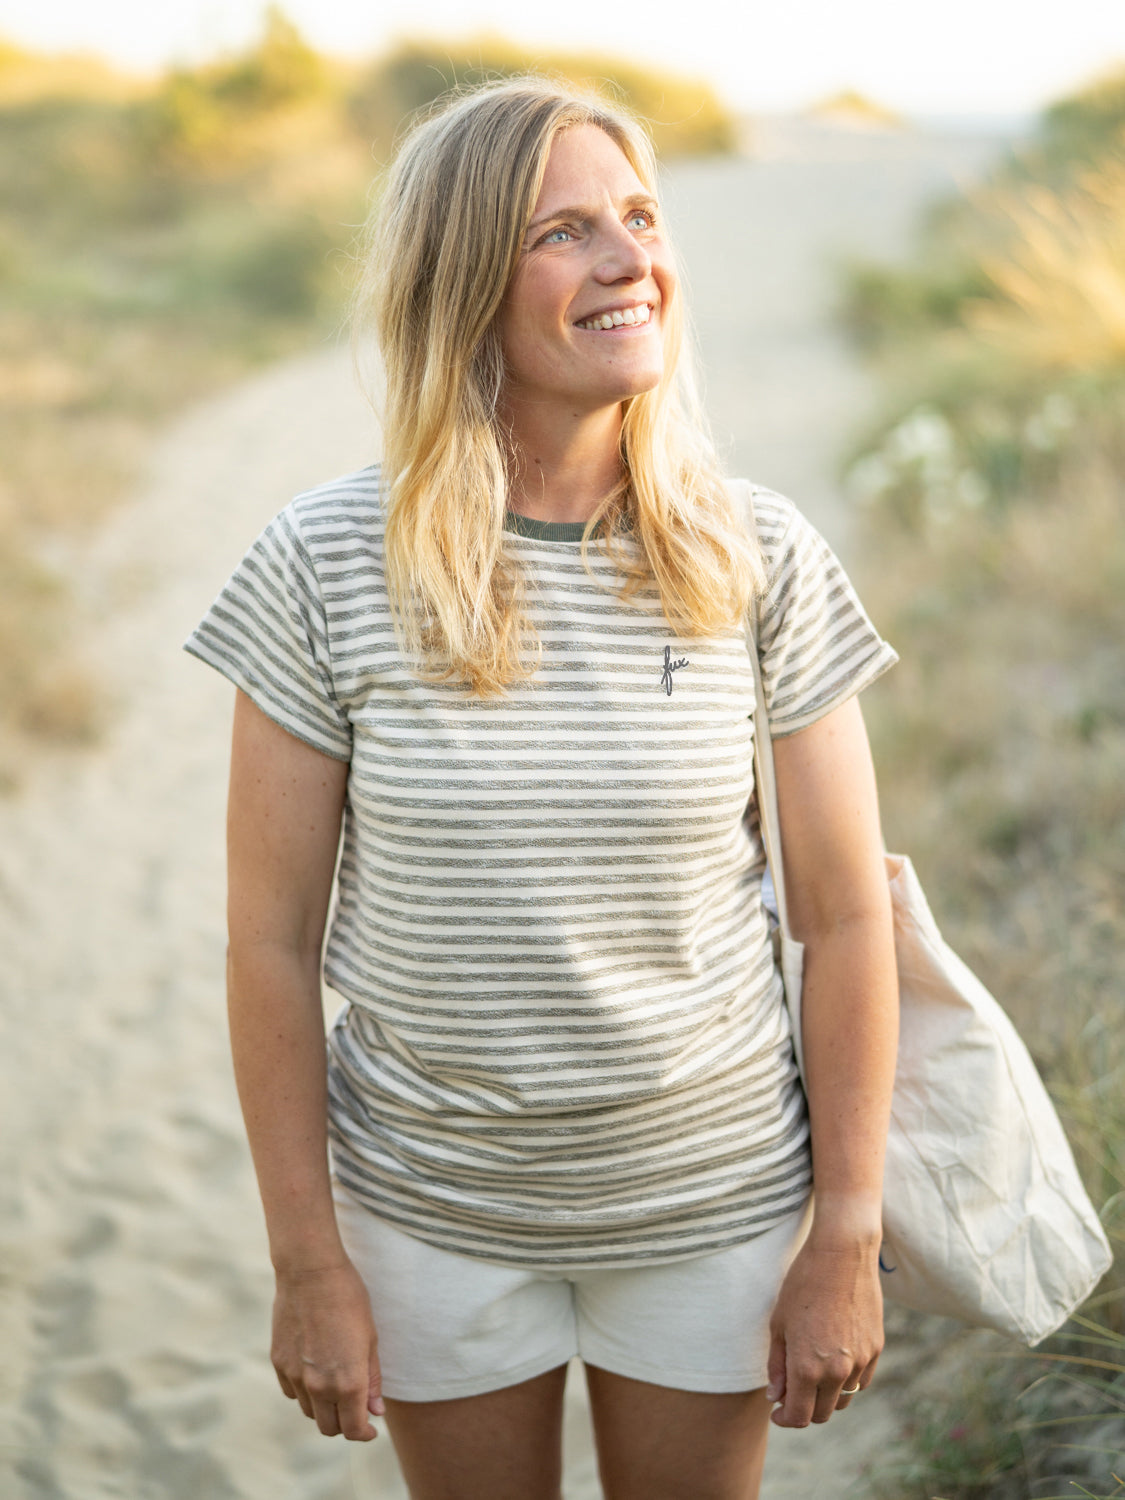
346;36;736;160
1041;66;1125;173
134;6;328;171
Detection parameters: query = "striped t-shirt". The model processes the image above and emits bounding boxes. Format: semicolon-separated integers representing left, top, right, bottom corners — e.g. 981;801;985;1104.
186;466;896;1267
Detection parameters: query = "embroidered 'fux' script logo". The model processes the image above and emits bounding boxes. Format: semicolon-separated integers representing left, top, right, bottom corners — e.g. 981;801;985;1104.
660;644;689;696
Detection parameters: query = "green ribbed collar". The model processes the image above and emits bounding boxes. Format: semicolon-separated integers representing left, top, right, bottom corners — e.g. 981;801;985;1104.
504;511;603;542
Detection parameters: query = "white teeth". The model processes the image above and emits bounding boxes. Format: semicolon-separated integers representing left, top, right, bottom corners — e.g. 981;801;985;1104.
578;305;652;330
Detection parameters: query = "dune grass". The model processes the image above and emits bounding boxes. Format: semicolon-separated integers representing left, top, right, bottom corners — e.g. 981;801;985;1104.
0;24;366;778
0;10;735;784
840;65;1125;1500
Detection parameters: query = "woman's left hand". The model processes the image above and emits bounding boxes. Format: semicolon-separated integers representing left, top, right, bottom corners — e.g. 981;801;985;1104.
766;699;896;1428
764;1231;884;1426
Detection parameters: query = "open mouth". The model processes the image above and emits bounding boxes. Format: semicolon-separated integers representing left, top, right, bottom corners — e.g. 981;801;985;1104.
575;303;654;331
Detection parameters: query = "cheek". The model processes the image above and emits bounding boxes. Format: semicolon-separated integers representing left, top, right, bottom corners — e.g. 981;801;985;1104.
500;316;544;379
497;299;535;372
654;265;679;351
656;257;678;308
502;295;570;371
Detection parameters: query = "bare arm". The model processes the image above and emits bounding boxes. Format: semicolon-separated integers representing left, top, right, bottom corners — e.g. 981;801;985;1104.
765;696;899;1427
227;689;383;1440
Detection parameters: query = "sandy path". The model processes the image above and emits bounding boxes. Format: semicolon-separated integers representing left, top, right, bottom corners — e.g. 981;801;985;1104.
1;120;1010;1499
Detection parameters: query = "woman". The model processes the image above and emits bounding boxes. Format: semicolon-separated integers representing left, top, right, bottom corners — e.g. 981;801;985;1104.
187;78;899;1499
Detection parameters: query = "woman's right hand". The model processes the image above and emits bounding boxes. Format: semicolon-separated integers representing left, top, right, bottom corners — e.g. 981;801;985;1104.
271;1256;385;1441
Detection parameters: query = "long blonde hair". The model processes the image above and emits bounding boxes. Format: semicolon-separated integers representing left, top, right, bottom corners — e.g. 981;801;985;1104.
355;76;763;695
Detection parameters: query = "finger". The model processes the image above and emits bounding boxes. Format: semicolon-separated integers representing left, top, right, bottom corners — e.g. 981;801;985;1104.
293;1384;315;1420
834;1372;864;1411
835;1352;879;1411
368;1339;386;1419
772;1383;816;1427
275;1369;297;1400
313;1398;342;1438
858;1349;881;1388
812;1376;847;1424
771;1358;818;1428
764;1329;787;1407
337;1384;377;1442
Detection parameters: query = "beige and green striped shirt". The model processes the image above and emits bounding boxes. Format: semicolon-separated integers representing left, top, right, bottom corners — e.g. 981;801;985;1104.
186;466;896;1267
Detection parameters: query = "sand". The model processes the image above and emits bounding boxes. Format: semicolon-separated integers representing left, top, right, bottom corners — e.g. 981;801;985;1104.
0;118;1012;1499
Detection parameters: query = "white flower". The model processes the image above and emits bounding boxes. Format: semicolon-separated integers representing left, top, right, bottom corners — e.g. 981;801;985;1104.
1024;392;1076;452
845;453;894;506
887;406;956;464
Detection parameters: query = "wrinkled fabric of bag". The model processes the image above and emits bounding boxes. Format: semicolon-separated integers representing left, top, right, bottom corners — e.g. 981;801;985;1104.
876;853;1111;1343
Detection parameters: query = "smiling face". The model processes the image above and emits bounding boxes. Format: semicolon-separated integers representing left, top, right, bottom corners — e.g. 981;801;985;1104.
496;123;676;424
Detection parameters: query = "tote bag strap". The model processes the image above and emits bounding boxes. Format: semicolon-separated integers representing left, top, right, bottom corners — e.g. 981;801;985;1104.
747;610;792;938
729;480;793;935
730;480;805;1071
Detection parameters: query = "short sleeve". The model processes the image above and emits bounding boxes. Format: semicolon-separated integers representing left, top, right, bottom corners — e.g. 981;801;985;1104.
184;504;353;761
751;488;897;737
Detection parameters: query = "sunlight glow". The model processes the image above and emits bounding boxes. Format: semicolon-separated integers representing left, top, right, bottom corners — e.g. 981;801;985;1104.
1;0;1122;115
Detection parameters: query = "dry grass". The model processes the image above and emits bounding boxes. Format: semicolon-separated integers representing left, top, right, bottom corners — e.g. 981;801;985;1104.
845;64;1125;1500
861;464;1124;1044
968;143;1125;376
854;407;1125;1500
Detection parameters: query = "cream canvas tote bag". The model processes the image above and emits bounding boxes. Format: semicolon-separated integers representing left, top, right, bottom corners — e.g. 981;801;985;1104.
738;481;1111;1344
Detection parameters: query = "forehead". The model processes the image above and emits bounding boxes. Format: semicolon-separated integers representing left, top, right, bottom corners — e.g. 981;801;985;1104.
534;124;648;210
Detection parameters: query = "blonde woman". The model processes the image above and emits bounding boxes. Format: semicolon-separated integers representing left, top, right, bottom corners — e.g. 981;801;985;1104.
188;78;899;1500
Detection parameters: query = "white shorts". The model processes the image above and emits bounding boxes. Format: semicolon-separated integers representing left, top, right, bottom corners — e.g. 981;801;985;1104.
333;1184;813;1402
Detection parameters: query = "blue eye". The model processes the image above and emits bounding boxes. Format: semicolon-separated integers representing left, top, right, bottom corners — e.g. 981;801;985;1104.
628;210;656;230
542;227;573;244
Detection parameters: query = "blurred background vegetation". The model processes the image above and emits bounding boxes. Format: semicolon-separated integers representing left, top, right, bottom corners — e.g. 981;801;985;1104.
1;11;1121;1486
0;6;733;766
840;64;1124;1500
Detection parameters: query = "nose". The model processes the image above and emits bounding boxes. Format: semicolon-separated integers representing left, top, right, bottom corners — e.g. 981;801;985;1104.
594;219;651;284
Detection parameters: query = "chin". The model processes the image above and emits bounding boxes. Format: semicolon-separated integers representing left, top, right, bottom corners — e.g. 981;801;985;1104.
601;362;665;405
621;372;664;403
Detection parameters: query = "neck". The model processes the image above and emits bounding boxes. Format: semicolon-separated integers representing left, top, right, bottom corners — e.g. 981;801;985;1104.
502;399;625;524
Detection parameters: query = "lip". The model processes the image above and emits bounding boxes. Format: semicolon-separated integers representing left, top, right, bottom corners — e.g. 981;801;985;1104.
573;300;656;328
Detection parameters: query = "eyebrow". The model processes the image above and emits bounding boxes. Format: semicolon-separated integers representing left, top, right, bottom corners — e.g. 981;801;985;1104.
524;192;658;238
